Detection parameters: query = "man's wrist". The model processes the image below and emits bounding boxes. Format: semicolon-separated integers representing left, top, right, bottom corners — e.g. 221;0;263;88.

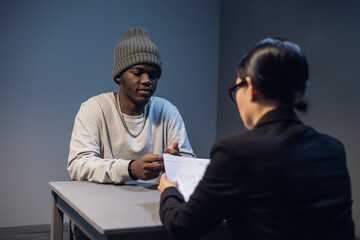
128;160;138;180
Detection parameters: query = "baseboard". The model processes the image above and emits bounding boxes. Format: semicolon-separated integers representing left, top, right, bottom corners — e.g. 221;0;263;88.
0;223;69;235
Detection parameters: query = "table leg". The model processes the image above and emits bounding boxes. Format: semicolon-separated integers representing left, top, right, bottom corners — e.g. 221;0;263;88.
51;191;63;240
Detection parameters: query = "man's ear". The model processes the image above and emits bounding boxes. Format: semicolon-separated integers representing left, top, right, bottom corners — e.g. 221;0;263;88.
246;76;257;102
115;77;121;85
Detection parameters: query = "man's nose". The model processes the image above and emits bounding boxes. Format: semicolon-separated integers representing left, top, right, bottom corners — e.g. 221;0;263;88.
140;73;150;84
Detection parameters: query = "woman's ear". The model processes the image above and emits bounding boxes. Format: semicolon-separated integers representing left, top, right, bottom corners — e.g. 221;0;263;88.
246;76;257;102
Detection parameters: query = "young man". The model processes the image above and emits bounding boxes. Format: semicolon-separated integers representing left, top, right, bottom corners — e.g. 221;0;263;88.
68;27;194;184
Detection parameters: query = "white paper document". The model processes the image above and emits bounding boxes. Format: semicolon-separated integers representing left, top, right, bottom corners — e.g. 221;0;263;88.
163;154;210;201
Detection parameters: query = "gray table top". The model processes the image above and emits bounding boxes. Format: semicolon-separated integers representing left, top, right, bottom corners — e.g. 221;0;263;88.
48;181;162;235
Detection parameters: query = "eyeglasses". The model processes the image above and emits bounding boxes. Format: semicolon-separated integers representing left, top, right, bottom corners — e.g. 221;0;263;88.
228;80;247;103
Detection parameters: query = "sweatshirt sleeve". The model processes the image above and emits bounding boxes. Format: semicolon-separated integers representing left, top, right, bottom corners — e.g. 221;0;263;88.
164;103;195;158
67;100;132;184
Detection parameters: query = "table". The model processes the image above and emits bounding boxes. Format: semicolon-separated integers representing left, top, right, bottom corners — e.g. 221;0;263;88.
49;181;231;240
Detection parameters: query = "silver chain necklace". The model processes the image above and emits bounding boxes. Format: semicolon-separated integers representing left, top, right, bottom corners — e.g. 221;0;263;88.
117;92;147;138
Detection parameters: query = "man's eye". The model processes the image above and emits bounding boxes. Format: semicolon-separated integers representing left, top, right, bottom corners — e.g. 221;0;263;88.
148;73;157;79
132;70;158;80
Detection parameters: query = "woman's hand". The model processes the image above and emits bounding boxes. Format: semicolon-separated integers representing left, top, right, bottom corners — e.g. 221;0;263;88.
158;173;178;195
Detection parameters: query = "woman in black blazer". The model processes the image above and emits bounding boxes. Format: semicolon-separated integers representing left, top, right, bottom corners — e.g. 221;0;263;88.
158;38;355;240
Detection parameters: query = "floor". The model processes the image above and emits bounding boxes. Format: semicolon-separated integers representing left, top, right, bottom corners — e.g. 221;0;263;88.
1;225;359;240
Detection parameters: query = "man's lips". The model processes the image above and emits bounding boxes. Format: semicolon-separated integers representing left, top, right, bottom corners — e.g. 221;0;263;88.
138;88;152;95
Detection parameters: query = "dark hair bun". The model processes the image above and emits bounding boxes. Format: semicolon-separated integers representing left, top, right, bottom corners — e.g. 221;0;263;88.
293;93;308;112
238;38;309;111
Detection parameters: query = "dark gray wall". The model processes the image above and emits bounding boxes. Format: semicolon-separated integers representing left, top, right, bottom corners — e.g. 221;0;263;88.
1;0;359;236
217;0;360;236
0;0;220;227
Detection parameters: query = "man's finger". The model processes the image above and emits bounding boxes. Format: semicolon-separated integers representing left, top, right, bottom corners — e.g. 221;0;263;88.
164;147;181;156
164;148;176;154
142;155;163;163
144;162;164;171
172;141;180;152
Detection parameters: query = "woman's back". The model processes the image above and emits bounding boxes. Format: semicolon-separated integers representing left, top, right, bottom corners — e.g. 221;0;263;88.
158;38;355;240
211;108;355;239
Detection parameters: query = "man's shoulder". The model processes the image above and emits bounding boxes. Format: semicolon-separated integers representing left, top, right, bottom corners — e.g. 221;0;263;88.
148;96;182;121
149;96;172;105
82;92;113;106
149;96;177;110
84;92;112;103
79;92;114;114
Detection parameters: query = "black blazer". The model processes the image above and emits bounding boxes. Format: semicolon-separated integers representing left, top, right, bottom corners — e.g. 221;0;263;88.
160;108;355;240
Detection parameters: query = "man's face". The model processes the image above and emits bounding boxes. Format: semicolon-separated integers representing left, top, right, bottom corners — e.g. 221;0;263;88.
117;64;160;106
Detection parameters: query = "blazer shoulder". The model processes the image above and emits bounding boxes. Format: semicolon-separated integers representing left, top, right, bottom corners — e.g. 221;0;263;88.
304;125;345;150
211;132;254;156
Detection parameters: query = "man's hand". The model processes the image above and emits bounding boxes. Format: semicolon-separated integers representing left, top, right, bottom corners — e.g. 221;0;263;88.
158;173;178;195
131;154;164;180
164;141;181;156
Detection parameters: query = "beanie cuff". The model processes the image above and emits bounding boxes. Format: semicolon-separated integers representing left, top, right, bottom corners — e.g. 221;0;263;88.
112;53;162;80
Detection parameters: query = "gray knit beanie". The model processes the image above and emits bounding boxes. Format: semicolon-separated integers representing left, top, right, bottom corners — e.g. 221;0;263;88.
112;27;162;82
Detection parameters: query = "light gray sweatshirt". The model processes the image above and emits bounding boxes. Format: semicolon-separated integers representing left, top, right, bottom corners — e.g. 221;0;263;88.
68;92;194;184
